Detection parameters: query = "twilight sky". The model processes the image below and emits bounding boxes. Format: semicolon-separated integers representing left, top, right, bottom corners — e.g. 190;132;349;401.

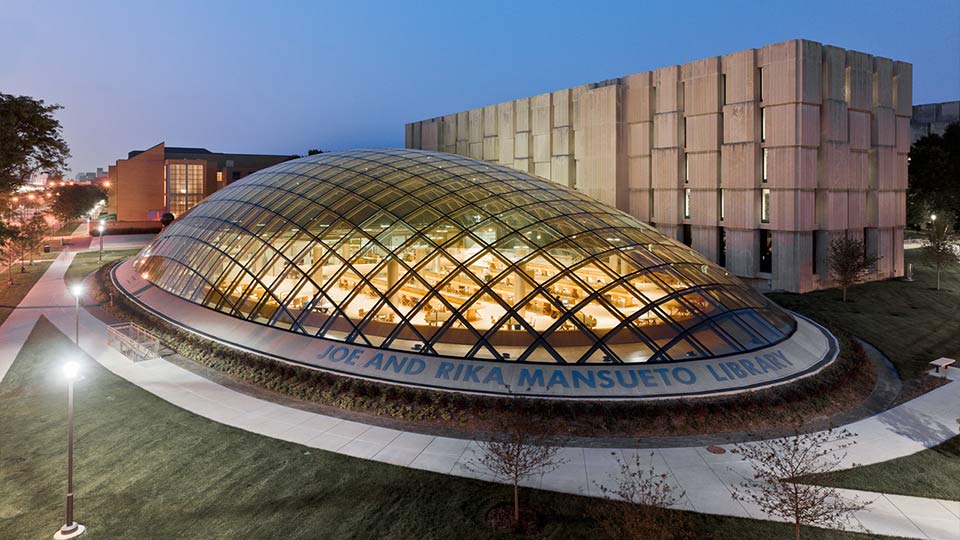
1;0;958;175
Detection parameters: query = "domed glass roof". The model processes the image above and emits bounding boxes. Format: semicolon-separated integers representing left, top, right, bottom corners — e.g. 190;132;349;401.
134;149;794;364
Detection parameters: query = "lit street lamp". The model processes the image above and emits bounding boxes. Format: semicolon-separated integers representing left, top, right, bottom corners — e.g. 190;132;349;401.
54;361;85;539
70;284;83;345
97;220;105;262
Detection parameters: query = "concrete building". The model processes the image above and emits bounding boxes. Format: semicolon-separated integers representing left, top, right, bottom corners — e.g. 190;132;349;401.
75;167;107;182
107;142;296;224
405;39;912;293
911;101;959;143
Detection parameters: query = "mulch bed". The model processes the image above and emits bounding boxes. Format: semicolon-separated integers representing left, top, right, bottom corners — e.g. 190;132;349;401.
486;504;539;535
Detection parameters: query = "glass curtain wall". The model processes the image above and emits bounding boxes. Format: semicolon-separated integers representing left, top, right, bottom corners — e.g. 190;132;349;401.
167;162;206;216
136;149;795;364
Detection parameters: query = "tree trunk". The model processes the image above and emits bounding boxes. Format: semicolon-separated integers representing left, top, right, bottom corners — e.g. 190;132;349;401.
842;285;847;303
513;479;520;530
937;267;941;291
795;515;801;540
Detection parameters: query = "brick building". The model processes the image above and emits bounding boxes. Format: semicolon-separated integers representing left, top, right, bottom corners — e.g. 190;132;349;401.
107;142;296;223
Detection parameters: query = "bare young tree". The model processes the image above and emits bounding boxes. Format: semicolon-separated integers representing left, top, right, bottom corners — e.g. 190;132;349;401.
466;415;567;530
828;235;878;302
0;225;21;284
732;427;869;540
922;215;959;290
592;451;689;540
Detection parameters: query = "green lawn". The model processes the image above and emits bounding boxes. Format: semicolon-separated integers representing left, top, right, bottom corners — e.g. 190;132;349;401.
63;249;140;288
800;435;960;501
0;318;907;540
0;260;53;326
48;221;83;237
768;250;960;380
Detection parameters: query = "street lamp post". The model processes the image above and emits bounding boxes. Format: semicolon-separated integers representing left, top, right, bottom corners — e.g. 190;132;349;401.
54;361;85;539
70;285;83;345
97;220;105;262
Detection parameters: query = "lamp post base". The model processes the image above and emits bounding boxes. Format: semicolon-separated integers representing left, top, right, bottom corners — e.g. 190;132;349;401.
54;522;85;539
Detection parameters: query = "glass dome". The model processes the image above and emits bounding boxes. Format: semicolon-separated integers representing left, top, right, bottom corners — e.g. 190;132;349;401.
133;149;795;364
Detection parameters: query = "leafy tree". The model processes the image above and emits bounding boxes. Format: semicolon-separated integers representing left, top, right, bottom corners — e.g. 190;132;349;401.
160;212;175;227
307;148;324;155
908;123;960;229
828;235;878;302
50;184;107;222
922;214;959;291
0;93;71;196
591;451;689;540
22;212;48;266
732;426;869;540
466;415;566;531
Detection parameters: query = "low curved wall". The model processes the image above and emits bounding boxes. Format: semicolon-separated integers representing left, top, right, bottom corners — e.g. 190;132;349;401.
114;260;838;400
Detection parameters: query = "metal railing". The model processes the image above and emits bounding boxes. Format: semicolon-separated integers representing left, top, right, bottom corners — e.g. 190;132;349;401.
106;323;161;362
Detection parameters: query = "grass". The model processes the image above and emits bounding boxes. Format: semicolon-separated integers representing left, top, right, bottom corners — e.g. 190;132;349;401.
0;260;53;326
800;435;960;501
768;250;960;381
0;317;908;540
63;249;140;288
48;221;83;237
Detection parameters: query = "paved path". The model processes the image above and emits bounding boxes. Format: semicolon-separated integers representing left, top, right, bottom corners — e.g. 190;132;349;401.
1;250;958;539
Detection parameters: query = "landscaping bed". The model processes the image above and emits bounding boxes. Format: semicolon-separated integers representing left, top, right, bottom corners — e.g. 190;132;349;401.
94;262;882;441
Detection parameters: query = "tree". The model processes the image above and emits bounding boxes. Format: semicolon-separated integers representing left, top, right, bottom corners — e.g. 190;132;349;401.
160;212;175;228
466;415;566;530
22;212;48;266
828;235;878;302
732;427;869;540
307;148;324;155
0;93;71;196
0;225;22;284
591;451;689;540
908;123;960;229
50;184;107;222
922;214;959;291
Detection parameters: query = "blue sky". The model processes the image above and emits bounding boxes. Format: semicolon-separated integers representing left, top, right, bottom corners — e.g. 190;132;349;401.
1;0;958;174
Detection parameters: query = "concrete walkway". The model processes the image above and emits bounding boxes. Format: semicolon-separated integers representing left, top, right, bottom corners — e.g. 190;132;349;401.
1;250;958;539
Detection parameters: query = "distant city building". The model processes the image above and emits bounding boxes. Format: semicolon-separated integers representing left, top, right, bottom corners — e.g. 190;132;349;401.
406;39;911;293
75;167;107;182
106;142;297;223
911;101;959;143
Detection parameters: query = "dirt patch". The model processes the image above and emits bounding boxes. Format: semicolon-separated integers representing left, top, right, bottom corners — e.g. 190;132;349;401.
486;504;538;535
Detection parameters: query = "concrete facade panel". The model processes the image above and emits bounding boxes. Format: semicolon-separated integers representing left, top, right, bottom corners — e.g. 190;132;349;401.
407;38;909;293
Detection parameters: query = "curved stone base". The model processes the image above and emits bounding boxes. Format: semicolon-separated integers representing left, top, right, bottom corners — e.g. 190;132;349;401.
114;260;838;400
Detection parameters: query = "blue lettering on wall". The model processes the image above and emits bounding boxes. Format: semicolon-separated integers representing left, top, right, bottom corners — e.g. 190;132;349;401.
672;367;696;385
462;364;483;383
652;368;672;386
363;353;383;369
739;359;762;376
637;369;658;387
707;364;728;382
405;358;426;375
548;370;570;388
482;367;503;385
518;368;545;388
436;362;455;379
615;371;639;388
572;370;596;389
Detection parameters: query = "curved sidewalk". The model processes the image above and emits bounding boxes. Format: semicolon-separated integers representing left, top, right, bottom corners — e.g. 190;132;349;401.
1;251;958;540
